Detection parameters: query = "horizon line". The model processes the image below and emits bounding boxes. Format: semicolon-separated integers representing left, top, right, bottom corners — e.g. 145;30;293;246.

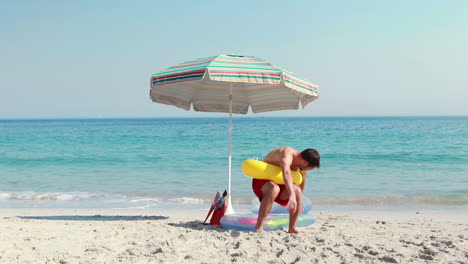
1;115;467;121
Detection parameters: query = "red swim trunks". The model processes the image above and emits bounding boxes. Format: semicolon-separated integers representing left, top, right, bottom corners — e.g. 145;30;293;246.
252;179;289;206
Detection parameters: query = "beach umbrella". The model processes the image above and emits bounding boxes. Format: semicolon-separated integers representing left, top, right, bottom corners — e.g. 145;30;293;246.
150;54;319;214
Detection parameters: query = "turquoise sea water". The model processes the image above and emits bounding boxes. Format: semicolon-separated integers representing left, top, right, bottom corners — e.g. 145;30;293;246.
1;117;467;210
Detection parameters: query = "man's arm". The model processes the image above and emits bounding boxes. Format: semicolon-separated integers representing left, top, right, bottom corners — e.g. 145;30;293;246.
299;170;307;192
297;170;307;214
279;150;297;213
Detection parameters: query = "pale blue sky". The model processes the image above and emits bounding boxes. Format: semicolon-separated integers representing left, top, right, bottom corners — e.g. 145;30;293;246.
1;0;467;118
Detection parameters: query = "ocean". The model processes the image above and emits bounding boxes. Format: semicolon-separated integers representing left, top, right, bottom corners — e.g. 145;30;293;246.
1;117;467;211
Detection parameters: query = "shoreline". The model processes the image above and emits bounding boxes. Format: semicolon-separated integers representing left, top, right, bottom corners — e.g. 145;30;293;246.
2;191;467;212
1;201;467;213
1;209;466;263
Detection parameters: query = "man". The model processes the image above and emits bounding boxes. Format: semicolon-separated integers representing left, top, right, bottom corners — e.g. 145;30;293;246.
252;147;320;233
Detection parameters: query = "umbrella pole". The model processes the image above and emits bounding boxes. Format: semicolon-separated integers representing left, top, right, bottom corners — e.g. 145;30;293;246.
225;84;235;215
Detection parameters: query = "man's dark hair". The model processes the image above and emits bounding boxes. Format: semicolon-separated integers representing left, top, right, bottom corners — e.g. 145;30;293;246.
300;149;320;168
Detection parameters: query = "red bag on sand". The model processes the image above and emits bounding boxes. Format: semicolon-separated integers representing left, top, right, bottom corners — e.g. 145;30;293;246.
203;190;228;226
209;199;228;226
203;191;221;224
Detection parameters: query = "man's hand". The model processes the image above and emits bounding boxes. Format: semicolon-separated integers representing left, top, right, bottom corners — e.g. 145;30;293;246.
288;193;297;213
288;191;304;214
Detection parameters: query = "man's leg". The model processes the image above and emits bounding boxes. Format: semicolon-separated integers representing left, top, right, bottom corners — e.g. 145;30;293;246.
255;181;280;232
288;185;302;233
278;184;302;233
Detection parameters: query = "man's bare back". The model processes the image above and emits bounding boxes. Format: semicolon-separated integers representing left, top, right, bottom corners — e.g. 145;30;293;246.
263;147;303;171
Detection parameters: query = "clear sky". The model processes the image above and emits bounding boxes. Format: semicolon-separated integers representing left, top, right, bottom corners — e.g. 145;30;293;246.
1;0;467;118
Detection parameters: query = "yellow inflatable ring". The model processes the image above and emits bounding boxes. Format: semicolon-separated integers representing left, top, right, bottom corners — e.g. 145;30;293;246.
241;159;303;185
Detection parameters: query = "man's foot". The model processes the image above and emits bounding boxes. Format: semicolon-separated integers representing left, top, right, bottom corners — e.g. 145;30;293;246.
255;228;264;232
288;227;300;234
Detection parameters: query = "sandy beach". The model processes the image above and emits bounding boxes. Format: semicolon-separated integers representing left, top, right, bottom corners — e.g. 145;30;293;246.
0;209;466;264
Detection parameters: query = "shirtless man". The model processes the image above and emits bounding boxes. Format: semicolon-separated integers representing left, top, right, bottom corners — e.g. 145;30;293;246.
252;147;320;233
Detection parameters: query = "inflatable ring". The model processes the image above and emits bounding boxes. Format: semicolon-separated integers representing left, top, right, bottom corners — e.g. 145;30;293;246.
221;213;315;232
251;195;313;214
241;159;303;185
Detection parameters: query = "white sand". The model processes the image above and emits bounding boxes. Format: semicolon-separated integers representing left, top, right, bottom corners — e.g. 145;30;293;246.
0;208;467;263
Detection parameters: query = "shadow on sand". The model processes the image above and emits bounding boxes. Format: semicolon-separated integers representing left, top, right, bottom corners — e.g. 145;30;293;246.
168;220;232;233
18;215;169;221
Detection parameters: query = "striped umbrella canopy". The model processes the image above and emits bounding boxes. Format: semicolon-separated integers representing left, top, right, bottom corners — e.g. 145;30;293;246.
150;54;319;114
150;54;319;214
